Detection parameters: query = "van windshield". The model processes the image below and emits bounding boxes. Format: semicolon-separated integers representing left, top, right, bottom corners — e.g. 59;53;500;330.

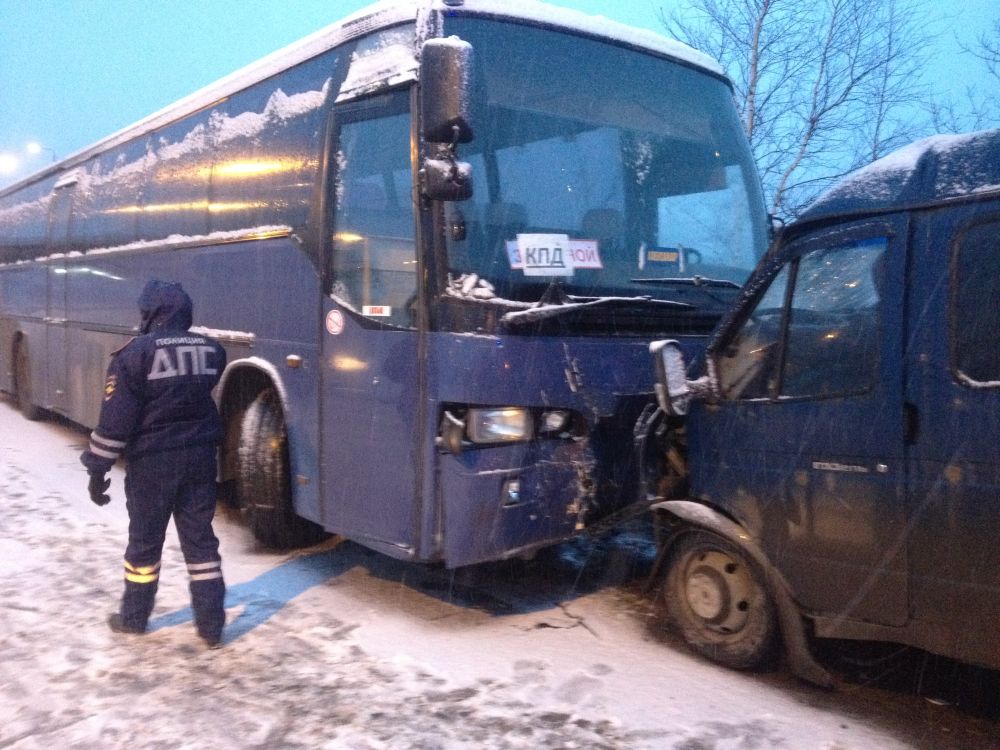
442;17;767;312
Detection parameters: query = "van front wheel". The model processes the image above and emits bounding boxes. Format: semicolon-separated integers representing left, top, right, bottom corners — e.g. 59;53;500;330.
662;531;777;670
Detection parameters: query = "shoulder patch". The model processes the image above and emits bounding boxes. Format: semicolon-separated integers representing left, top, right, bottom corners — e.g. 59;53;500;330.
104;374;118;401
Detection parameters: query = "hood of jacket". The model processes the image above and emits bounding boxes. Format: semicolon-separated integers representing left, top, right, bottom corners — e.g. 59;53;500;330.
137;280;193;334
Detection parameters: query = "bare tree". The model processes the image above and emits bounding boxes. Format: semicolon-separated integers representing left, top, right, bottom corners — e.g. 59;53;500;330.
661;0;931;218
936;16;1000;131
928;88;995;134
969;18;1000;83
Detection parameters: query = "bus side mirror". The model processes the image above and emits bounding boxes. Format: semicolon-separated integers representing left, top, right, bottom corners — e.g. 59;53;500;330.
651;340;696;416
420;37;474;144
420;36;474;201
421;157;473;201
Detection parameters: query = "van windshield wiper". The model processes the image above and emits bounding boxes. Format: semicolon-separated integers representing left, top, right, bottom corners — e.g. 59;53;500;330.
500;295;693;328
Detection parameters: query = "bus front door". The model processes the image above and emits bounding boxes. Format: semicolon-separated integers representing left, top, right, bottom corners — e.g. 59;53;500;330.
319;92;424;558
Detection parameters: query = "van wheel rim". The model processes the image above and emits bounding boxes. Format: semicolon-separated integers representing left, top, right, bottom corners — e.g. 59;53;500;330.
683;550;754;634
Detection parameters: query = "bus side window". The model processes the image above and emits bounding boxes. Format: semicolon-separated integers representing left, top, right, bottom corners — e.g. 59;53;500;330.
954;219;1000;384
330;100;416;328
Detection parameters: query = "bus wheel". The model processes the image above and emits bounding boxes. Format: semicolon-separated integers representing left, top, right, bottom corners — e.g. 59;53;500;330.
236;387;322;548
662;531;777;670
13;339;42;421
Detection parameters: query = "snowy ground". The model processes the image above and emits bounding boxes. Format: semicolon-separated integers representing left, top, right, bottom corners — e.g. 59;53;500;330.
1;398;998;749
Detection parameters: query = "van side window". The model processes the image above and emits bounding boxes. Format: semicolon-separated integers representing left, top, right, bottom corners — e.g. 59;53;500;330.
717;266;789;399
717;236;887;400
781;237;886;398
954;220;1000;384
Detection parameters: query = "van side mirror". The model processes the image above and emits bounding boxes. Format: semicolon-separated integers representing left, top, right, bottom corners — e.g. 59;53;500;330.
650;339;702;416
420;37;474;144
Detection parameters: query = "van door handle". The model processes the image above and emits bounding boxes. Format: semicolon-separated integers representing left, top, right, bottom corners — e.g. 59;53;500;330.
904;402;919;445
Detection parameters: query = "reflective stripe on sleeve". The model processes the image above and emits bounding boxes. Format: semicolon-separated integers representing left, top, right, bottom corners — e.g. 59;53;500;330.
90;431;125;460
89;443;120;460
92;431;127;448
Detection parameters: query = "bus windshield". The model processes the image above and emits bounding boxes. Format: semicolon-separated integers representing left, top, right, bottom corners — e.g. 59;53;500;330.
443;18;767;308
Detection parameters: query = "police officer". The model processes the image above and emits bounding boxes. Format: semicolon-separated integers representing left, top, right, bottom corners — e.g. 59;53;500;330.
81;280;227;648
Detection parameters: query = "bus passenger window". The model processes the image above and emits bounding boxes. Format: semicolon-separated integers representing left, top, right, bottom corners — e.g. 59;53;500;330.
954;220;1000;384
331;107;416;328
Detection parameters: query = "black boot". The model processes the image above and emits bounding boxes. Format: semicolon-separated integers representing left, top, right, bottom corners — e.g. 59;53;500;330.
107;613;146;635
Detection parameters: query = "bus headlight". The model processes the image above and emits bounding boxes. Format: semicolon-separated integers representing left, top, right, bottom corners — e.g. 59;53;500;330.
466;407;533;444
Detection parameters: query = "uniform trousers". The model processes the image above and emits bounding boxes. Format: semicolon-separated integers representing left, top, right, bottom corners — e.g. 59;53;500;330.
120;445;225;641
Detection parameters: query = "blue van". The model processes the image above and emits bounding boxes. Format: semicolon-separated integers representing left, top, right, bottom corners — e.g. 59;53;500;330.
643;129;1000;686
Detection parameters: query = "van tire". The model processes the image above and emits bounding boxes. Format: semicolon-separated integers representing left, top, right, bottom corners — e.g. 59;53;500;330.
236;387;323;549
661;530;778;670
13;339;42;421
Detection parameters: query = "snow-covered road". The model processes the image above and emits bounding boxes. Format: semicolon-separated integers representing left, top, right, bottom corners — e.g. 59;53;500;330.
1;398;997;749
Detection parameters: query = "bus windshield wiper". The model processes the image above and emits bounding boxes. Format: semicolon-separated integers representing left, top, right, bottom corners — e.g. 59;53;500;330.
500;295;693;328
630;275;742;289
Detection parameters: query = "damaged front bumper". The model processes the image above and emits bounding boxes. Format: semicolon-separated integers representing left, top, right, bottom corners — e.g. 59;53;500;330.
437;437;596;567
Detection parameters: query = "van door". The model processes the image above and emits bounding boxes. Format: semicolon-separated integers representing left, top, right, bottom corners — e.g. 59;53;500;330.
693;216;908;625
905;205;1000;667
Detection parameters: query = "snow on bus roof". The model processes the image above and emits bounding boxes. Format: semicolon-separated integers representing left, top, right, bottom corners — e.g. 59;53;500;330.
801;128;1000;221
3;1;720;195
452;0;722;75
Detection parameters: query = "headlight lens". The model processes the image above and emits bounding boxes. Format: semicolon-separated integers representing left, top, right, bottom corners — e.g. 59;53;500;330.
466;407;533;444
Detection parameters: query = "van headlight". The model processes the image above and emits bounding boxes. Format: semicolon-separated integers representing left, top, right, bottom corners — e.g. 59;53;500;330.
466;407;533;444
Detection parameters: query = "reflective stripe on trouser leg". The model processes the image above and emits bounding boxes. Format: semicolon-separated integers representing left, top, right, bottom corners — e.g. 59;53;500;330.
174;473;225;642
188;559;225;641
120;559;161;630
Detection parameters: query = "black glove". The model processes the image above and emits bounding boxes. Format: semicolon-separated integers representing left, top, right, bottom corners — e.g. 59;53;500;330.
88;473;111;506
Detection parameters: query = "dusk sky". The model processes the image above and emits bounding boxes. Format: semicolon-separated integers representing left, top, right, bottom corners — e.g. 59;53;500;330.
0;0;995;187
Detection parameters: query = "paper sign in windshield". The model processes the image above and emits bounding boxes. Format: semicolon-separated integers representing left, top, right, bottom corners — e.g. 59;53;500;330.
643;247;683;273
506;235;603;276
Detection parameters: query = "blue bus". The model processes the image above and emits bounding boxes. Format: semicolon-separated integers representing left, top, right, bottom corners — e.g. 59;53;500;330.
0;0;767;566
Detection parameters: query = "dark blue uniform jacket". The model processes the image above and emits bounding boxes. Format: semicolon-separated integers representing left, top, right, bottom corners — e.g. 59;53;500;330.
81;281;226;474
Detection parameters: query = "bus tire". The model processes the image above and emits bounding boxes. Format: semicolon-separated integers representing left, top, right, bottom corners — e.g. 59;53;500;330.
13;339;42;421
236;387;322;549
661;530;778;670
